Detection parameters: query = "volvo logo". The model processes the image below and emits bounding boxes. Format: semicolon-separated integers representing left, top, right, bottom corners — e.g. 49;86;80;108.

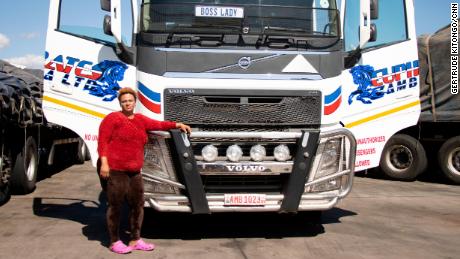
225;165;266;172
167;89;195;95
238;56;252;69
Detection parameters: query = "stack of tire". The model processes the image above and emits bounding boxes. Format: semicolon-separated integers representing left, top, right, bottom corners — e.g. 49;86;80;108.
0;60;43;205
0;60;44;126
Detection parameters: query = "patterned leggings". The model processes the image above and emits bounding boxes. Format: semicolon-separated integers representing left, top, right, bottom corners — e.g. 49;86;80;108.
106;170;144;244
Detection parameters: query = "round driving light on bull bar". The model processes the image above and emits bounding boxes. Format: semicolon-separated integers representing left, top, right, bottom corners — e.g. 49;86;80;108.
274;144;290;162
201;145;218;162
250;145;266;162
226;145;243;162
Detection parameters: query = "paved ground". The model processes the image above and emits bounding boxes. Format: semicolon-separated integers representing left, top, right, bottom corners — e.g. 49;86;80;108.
0;162;459;259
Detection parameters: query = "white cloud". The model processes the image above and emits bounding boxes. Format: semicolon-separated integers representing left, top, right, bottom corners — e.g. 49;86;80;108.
0;33;10;49
21;32;39;40
5;54;44;69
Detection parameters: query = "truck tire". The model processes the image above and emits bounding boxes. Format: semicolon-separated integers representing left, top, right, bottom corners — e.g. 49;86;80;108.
379;134;427;181
10;136;38;194
438;136;460;184
76;138;89;164
0;148;12;206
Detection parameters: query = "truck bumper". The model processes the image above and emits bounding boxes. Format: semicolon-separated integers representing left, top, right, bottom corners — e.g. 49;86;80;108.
142;129;355;213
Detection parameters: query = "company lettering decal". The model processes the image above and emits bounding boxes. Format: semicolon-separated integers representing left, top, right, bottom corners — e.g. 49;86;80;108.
324;86;342;115
348;60;419;105
354;136;386;168
138;82;161;114
44;52;127;102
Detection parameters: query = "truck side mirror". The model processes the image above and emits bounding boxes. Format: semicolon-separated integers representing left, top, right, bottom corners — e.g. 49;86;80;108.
110;0;123;44
359;0;371;48
103;0;135;65
370;0;379;19
100;0;110;12
103;15;113;36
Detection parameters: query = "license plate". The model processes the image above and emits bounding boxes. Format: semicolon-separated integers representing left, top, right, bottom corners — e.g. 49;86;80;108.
195;5;244;18
224;194;266;206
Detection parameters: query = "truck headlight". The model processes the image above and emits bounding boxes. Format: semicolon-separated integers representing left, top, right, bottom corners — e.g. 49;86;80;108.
142;135;179;194
308;136;348;193
315;138;342;179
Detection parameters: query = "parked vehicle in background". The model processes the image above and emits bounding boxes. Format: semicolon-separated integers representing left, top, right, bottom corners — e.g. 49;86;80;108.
0;61;88;205
378;24;460;184
43;0;421;214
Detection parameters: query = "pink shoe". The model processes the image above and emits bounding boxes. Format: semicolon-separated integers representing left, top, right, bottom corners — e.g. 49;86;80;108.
110;240;133;254
130;239;155;251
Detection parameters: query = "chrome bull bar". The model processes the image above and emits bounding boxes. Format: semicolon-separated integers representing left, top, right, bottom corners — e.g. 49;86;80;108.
143;128;356;212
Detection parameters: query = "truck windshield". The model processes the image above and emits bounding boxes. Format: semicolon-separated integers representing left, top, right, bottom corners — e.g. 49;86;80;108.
141;0;339;39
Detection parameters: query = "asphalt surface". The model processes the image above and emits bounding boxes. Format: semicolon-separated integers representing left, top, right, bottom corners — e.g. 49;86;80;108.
0;162;459;259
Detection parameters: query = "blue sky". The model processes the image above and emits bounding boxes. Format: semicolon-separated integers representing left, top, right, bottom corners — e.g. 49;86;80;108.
0;0;457;68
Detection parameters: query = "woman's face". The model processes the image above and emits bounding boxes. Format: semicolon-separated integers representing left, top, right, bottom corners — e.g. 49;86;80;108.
119;93;136;113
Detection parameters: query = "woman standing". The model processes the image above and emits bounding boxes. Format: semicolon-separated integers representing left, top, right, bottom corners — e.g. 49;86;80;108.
98;87;191;254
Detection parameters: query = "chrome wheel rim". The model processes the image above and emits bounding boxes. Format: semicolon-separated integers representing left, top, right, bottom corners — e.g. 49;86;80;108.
447;147;460;176
385;145;413;173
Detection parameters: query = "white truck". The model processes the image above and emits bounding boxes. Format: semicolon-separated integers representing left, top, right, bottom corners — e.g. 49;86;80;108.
377;24;460;183
43;0;420;213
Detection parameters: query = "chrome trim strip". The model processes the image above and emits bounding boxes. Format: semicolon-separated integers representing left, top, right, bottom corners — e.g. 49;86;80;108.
154;47;331;55
204;54;282;73
305;170;351;187
162;72;323;80
189;131;303;139
142;173;186;189
149;131;171;138
148;198;192;212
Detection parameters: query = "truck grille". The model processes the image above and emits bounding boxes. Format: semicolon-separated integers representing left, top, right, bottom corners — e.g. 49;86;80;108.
164;89;321;126
201;175;288;193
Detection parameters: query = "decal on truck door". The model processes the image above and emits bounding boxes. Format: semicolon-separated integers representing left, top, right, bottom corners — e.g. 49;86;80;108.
44;53;127;102
348;60;420;105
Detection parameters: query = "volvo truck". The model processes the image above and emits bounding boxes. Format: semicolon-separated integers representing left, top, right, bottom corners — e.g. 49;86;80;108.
43;0;421;213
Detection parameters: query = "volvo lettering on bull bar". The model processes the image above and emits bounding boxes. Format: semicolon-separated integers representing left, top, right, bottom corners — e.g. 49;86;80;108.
225;165;266;172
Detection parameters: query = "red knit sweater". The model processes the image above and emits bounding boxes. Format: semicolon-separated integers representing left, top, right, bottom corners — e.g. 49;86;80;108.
98;111;176;172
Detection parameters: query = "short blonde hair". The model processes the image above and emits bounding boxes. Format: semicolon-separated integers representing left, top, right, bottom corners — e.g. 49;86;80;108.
118;87;137;102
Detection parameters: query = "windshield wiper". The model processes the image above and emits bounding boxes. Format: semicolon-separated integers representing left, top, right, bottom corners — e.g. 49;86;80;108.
164;23;242;34
263;26;334;37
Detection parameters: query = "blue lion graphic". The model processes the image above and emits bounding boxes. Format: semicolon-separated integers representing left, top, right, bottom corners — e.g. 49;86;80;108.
348;65;385;104
84;60;128;102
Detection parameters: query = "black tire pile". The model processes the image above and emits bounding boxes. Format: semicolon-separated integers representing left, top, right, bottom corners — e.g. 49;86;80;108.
0;60;44;127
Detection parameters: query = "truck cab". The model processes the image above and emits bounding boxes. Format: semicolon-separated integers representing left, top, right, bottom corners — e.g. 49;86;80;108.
43;0;420;213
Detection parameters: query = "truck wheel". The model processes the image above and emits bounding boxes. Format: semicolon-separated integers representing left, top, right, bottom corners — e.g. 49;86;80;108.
438;137;460;184
10;136;38;194
76;138;89;164
380;134;427;181
0;149;12;206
